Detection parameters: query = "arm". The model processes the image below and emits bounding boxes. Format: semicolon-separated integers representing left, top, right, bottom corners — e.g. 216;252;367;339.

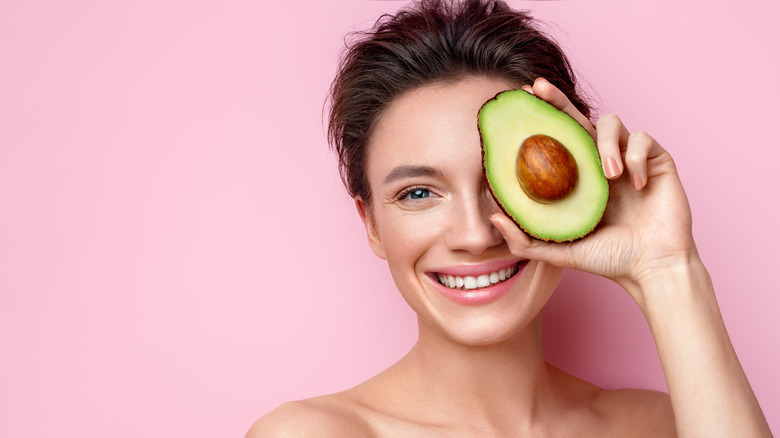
490;78;772;437
635;256;770;437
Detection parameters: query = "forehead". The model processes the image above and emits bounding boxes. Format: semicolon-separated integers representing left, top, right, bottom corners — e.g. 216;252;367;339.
366;77;516;182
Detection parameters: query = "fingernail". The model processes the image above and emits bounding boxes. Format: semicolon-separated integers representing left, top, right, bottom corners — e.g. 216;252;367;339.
632;174;645;190
605;156;620;179
490;216;503;232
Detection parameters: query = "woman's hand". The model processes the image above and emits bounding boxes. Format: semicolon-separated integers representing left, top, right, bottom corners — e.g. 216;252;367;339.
495;79;773;437
489;78;698;306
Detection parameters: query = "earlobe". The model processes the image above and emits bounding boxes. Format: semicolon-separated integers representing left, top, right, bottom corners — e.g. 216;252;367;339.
355;197;387;260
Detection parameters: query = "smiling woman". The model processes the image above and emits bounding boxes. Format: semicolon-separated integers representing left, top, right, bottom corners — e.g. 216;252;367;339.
246;0;771;436
358;78;563;347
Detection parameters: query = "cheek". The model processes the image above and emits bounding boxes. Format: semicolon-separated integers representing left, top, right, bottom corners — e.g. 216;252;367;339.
378;210;444;274
378;212;443;317
532;263;564;302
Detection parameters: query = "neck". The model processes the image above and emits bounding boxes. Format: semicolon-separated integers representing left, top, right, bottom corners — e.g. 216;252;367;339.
395;314;558;430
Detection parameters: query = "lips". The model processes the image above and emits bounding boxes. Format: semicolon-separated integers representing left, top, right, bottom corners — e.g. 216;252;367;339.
428;260;528;306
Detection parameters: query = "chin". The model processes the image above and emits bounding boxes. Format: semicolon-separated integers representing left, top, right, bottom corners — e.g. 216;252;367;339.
428;311;543;347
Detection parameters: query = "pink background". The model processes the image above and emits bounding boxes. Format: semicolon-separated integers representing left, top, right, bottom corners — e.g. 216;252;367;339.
1;0;778;435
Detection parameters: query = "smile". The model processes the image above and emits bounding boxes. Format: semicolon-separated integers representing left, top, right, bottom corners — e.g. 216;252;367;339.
436;262;521;290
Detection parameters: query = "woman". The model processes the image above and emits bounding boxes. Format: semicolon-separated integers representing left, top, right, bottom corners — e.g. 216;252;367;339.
248;0;771;436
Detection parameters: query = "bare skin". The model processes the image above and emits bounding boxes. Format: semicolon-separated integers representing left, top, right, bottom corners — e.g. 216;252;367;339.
247;77;771;437
249;323;675;437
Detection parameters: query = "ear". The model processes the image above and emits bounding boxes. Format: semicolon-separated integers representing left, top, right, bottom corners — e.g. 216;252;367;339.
355;197;386;260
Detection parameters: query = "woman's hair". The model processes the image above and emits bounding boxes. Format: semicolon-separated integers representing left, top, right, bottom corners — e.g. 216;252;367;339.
327;0;591;204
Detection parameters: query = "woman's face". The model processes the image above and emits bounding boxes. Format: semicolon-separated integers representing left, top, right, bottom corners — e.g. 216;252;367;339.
358;76;564;346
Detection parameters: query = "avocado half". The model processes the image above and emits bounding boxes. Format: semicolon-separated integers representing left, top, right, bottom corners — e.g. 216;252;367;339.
478;89;608;242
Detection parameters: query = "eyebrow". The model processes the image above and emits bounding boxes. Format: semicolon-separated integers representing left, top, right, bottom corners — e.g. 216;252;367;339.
383;165;443;184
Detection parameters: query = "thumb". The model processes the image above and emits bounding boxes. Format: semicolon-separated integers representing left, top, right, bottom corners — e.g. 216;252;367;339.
489;212;574;269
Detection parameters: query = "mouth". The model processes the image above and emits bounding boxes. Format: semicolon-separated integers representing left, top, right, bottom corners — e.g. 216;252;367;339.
434;261;524;291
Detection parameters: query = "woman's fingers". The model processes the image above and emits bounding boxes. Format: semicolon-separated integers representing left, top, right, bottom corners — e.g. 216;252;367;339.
595;114;629;179
489;212;572;268
489;212;532;256
526;79;667;193
595;114;668;190
624;131;656;190
528;78;596;138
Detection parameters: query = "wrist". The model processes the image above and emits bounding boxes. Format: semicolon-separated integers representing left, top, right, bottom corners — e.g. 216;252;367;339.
619;251;713;316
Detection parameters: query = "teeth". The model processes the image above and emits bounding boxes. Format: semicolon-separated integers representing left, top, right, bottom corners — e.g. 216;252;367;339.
436;263;520;290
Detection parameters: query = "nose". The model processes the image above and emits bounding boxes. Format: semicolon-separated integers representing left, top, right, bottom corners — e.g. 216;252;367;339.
444;188;504;255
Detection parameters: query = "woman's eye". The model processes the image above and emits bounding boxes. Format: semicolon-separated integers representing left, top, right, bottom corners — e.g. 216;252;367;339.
397;187;435;203
408;188;430;199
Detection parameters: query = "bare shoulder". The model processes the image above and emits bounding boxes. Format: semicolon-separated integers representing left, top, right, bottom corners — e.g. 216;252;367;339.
245;395;374;438
546;364;676;436
595;388;677;437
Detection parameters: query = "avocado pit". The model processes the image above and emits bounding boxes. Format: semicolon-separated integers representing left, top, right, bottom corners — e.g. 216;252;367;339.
516;134;578;204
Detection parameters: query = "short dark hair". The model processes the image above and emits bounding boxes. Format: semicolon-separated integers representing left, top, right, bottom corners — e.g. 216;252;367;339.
327;0;591;204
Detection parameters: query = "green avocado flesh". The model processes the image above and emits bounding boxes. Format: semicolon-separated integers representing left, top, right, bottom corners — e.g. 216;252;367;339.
478;89;608;242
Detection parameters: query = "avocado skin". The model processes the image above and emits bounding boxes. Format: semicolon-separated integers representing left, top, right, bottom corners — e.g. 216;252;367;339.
478;89;608;242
